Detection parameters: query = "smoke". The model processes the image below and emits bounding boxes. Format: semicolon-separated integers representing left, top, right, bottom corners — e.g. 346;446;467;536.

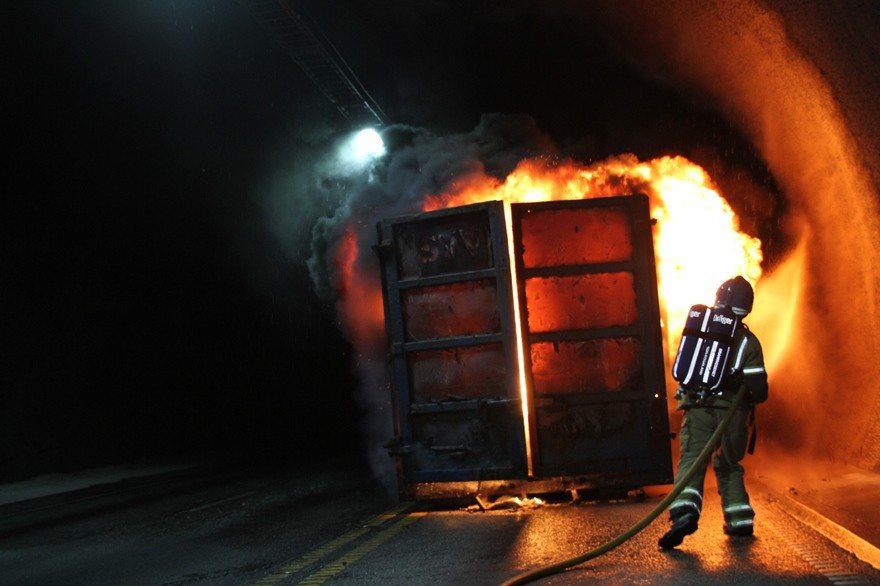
307;114;559;295
302;114;558;487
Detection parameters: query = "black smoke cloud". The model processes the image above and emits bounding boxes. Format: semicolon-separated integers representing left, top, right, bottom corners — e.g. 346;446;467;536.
306;114;558;300
300;114;559;485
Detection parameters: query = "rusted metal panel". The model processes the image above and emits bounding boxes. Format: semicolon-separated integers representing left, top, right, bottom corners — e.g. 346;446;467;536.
519;205;634;267
376;202;527;492
407;345;508;403
529;338;642;395
524;272;639;331
512;195;671;482
401;280;501;341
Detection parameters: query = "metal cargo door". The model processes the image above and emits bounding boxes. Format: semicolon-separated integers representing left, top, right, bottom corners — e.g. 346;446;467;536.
511;195;672;485
376;201;528;486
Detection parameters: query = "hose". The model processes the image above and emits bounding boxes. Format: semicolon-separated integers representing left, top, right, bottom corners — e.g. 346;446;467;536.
501;384;749;586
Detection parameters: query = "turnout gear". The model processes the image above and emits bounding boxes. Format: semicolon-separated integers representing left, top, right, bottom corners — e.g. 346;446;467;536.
723;502;756;536
731;328;769;404
660;276;768;550
669;486;703;518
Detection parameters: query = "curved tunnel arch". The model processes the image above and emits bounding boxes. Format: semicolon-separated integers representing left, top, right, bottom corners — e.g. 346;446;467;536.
567;0;880;469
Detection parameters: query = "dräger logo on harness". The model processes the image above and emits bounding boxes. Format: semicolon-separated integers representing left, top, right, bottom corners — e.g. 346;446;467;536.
713;313;734;325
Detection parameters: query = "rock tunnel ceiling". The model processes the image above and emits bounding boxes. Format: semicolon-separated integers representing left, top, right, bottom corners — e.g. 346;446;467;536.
303;0;880;481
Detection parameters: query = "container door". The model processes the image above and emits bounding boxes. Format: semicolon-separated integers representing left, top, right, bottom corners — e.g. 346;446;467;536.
376;201;528;485
511;195;672;484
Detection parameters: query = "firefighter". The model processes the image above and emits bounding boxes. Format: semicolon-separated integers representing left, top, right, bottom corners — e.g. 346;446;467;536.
659;276;769;549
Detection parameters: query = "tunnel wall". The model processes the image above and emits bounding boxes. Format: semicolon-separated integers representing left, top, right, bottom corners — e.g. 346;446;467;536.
564;0;880;470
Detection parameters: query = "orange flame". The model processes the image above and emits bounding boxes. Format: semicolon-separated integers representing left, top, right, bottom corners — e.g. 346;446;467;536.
336;153;763;359
334;226;386;351
421;154;763;357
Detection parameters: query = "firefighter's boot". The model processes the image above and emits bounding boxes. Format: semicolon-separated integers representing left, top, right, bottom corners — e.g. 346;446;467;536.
658;513;698;549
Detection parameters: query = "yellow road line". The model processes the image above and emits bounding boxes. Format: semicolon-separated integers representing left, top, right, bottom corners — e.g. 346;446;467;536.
297;512;427;585
252;503;415;586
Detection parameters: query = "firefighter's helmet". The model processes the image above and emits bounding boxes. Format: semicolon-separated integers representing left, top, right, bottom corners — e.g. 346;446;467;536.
715;276;754;316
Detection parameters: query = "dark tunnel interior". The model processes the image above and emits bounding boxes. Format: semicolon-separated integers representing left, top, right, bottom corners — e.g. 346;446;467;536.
3;0;880;486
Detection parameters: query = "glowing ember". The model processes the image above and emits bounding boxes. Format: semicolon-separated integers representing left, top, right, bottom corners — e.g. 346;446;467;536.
503;203;533;475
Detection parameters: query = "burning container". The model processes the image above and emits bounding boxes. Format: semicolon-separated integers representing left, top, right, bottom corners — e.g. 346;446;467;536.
376;195;672;500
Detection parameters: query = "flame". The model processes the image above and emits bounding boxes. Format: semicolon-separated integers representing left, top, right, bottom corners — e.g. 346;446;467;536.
750;235;806;373
422;154;763;355
503;202;533;475
334;226;386;350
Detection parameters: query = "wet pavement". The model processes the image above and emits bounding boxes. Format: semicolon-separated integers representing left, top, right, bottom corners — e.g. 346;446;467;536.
753;461;880;571
1;455;879;576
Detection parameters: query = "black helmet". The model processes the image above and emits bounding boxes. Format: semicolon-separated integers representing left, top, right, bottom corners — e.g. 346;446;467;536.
715;276;754;316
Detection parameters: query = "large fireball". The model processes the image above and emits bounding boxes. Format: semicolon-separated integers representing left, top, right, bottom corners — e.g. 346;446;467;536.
416;154;763;357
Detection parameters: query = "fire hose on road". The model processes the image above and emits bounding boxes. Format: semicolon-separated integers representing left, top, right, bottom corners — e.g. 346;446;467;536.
501;383;750;586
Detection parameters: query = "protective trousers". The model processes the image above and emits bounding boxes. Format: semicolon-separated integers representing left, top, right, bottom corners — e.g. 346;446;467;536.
668;405;755;534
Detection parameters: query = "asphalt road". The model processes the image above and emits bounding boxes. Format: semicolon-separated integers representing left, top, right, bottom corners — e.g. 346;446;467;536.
1;458;879;585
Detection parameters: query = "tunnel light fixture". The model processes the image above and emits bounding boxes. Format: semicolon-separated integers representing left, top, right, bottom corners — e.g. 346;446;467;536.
336;128;386;175
352;128;385;159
